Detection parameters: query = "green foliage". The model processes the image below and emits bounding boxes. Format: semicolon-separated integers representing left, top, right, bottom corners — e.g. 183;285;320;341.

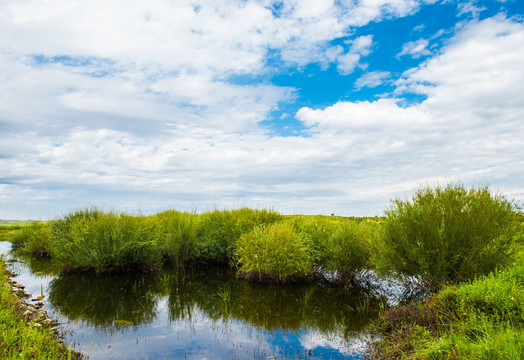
194;208;282;262
0;260;78;359
47;209;160;271
372;253;524;359
376;184;518;284
152;210;200;262
291;216;379;273
236;222;315;280
0;224;25;241
11;222;53;257
11;207;283;272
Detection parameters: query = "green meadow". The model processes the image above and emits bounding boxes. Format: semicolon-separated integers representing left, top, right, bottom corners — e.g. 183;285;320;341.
2;183;523;358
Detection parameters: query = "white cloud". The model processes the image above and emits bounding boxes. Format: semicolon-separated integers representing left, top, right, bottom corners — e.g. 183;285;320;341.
397;38;431;58
336;35;374;75
457;1;487;18
355;71;391;89
294;15;524;212
1;2;523;219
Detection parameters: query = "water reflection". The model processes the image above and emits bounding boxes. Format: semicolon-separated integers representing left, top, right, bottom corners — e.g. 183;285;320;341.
49;272;163;330
2;242;383;359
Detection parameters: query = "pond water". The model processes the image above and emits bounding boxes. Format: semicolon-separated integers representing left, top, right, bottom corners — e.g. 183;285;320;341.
0;241;384;359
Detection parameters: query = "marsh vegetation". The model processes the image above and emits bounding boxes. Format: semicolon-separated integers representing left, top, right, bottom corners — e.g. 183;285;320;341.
2;183;523;358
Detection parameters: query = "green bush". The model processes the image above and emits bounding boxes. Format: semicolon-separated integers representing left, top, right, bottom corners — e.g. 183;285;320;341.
290;216;378;274
11;222;53;257
48;209;160;271
235;222;315;280
194;208;282;263
376;184;518;284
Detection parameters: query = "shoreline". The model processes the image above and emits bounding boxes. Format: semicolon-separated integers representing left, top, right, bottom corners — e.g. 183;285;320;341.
0;257;83;359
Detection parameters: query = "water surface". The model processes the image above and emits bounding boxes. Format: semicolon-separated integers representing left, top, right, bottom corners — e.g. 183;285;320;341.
1;241;382;359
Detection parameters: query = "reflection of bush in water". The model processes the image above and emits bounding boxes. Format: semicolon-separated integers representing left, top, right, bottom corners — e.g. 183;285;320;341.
48;265;384;336
167;267;384;334
48;271;163;330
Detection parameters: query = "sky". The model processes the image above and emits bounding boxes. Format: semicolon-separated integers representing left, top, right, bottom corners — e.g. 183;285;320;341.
1;0;523;220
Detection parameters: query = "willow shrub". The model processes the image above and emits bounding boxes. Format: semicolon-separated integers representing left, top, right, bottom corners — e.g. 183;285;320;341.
235;222;315;280
290;216;378;275
376;184;518;284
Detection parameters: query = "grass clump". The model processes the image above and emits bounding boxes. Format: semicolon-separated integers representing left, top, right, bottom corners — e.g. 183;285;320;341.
153;208;282;265
0;259;80;359
193;208;282;263
236;222;316;281
51;210;161;272
370;261;524;359
11;222;53;257
152;210;199;262
376;184;518;284
14;209;161;273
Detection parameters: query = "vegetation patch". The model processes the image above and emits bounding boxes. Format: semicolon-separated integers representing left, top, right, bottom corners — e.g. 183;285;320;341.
236;222;316;281
0;258;81;359
375;184;518;284
369;262;524;359
369;185;524;359
4;183;524;358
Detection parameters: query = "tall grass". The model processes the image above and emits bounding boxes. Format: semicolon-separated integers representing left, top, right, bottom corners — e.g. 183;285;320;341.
236;222;316;280
50;210;160;271
291;216;379;274
193;208;282;263
371;259;524;359
375;184;519;284
12;207;283;273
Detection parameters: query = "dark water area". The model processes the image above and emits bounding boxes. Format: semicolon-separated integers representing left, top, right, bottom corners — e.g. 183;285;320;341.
0;241;384;359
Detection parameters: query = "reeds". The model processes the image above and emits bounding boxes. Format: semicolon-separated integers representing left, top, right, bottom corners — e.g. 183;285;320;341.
11;184;521;286
12;207;284;273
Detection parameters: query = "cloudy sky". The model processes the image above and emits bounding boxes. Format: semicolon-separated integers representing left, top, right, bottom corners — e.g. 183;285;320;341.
1;0;523;219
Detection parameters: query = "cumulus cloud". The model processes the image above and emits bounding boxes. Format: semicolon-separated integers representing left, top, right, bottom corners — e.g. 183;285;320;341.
336;35;374;75
296;15;524;210
1;1;523;219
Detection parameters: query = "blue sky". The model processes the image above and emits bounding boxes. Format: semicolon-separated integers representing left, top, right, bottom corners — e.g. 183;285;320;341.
1;0;523;219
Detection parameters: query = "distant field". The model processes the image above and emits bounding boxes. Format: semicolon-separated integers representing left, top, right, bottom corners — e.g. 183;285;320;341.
0;220;34;225
0;221;34;241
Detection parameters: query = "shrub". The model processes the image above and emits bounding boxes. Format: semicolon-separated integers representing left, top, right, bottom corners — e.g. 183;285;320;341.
235;222;315;280
11;222;53;257
291;216;377;274
194;208;282;263
376;184;518;284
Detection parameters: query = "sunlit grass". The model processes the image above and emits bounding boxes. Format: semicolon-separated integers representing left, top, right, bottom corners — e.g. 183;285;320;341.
0;258;79;359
